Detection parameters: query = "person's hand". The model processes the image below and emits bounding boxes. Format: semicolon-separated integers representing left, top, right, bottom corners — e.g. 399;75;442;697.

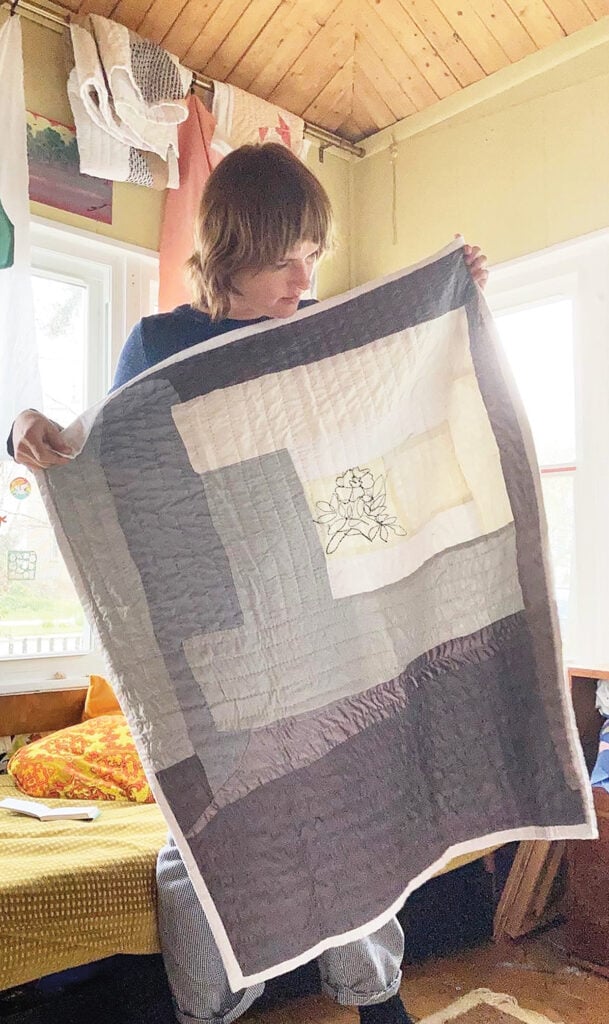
12;410;73;470
456;235;489;290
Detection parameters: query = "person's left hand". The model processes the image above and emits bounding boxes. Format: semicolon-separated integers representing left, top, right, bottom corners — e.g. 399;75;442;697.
461;240;489;291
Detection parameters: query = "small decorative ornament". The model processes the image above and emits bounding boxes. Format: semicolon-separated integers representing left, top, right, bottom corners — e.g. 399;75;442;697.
7;550;37;580
314;466;407;555
9;476;31;500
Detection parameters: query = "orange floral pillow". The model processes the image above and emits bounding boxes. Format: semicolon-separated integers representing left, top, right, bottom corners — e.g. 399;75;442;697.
8;715;154;803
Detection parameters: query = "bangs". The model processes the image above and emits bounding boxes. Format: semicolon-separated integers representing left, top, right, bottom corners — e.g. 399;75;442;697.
225;195;333;270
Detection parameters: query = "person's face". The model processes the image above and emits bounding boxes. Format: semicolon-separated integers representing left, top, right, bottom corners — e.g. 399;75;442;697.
228;239;319;320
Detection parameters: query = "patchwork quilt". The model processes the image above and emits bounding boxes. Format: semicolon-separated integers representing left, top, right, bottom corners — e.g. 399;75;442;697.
38;240;596;991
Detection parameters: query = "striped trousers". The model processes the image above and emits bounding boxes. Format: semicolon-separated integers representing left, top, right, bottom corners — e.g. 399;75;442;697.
157;837;404;1024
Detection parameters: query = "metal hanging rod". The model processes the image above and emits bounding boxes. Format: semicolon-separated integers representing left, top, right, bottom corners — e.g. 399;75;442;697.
4;0;366;158
6;0;64;25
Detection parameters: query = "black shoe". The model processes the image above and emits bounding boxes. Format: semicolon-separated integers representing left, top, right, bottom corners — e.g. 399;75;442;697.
358;993;415;1023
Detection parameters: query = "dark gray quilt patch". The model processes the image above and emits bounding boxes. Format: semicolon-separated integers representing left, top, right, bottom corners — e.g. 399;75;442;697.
157;755;213;835
189;613;582;974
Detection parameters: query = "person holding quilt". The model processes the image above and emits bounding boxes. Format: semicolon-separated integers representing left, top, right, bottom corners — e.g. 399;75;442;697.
10;143;488;1024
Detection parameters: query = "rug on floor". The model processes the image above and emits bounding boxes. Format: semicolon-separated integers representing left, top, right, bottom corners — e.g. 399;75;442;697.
417;988;562;1024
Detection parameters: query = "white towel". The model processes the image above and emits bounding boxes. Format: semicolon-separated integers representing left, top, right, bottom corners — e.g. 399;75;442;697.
211;81;308;160
68;14;192;190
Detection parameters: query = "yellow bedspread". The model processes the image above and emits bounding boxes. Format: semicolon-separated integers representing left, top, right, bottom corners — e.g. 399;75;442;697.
0;773;498;990
0;774;167;990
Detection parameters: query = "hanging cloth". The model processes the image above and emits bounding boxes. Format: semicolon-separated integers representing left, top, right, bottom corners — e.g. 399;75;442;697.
211;81;308;160
0;15;42;444
67;14;192;190
158;95;220;311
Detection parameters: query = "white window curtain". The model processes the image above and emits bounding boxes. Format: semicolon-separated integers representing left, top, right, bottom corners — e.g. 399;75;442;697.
0;15;42;444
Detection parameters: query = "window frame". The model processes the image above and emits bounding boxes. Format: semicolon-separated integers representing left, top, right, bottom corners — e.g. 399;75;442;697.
0;218;158;695
485;228;609;668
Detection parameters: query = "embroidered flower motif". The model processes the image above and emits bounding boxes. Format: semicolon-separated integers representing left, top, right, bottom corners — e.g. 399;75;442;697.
314;466;407;555
334;468;375;503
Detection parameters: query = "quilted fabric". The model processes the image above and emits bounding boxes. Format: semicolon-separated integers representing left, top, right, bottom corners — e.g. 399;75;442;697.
8;715;154;803
37;241;596;990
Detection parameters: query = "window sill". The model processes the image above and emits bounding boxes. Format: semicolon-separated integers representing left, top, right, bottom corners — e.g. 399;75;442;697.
0;650;105;696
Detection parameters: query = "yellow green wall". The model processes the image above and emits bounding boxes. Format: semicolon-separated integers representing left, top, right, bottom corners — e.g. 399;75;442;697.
307;148;352;299
352;30;609;285
14;13;352;297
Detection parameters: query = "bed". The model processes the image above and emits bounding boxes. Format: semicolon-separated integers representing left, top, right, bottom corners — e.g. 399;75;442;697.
0;772;167;990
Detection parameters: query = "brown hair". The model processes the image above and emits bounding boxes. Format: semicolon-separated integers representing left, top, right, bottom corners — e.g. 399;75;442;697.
187;143;334;320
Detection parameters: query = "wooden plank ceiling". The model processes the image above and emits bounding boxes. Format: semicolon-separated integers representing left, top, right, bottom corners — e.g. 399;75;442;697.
61;0;609;141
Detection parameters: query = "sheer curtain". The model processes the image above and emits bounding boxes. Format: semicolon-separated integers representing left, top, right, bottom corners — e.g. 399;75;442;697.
0;15;42;444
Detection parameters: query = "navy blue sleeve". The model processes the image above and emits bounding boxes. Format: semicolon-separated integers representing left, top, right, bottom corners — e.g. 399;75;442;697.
111;320;149;390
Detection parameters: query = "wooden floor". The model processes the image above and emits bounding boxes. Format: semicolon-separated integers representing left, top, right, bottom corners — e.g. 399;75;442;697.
244;931;609;1024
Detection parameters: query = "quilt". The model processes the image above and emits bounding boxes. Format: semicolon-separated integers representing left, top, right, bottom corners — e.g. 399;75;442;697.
37;240;596;991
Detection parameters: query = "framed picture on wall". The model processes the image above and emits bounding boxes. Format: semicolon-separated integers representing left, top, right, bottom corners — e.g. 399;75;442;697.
26;112;113;224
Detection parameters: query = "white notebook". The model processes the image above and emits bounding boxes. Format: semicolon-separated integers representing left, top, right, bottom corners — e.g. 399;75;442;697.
0;797;99;821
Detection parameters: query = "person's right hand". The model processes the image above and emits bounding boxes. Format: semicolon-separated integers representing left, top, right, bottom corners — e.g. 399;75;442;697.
12;410;73;470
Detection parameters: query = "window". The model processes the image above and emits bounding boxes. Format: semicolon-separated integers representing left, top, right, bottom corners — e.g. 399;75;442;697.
493;298;576;635
486;231;609;667
0;268;98;662
0;220;158;692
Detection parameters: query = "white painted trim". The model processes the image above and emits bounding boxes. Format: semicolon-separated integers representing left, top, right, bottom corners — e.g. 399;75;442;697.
31;215;159;261
487;225;609;278
0;649;106;693
0;676;89;696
